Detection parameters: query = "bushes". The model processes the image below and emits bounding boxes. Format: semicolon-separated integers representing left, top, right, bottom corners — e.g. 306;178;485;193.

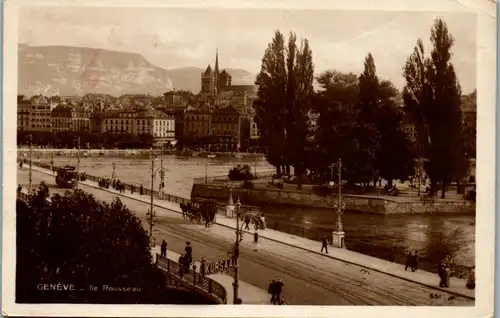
228;164;254;181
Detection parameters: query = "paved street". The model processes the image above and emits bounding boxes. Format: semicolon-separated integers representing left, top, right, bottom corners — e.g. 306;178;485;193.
17;168;474;306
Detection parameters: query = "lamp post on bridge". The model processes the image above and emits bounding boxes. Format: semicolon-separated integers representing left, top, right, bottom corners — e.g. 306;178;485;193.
330;158;346;248
28;134;33;191
230;197;261;304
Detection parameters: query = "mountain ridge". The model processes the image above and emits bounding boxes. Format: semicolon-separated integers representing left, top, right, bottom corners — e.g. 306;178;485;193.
18;44;256;97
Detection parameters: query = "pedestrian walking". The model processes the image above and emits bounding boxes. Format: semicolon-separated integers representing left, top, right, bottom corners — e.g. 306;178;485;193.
253;231;260;251
244;216;250;230
185;241;193;265
131;185;134;194
17;184;22;197
178;253;186;277
466;266;475;289
411;251;419;272
140;185;144;195
405;251;414;271
200;257;207;277
268;280;277;304
321;236;329;254
160;239;167;258
275;278;284;304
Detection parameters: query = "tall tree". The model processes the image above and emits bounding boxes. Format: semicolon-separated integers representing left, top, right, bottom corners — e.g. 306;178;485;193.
287;37;315;188
254;31;287;176
354;53;382;184
403;18;465;198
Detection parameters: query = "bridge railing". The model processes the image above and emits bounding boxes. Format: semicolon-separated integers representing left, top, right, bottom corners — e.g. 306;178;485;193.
155;254;227;304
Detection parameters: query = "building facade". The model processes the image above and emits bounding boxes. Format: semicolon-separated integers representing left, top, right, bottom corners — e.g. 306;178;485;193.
101;108;175;145
17;95;31;132
51;105;73;133
210;106;242;151
183;110;212;140
29;95;52;132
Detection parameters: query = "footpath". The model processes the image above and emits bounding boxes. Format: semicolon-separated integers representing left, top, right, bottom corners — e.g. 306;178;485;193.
150;246;270;304
25;165;475;300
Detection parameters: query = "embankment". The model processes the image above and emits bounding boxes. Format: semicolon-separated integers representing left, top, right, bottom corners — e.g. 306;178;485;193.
191;183;475;215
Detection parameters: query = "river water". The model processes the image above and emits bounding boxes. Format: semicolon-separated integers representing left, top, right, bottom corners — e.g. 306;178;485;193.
29;153;475;272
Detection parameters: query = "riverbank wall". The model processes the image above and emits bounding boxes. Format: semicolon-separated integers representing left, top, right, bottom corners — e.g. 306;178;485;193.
17;148;263;159
191;183;476;215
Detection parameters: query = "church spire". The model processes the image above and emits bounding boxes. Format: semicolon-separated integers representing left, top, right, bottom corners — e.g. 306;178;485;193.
215;48;219;74
214;49;219;95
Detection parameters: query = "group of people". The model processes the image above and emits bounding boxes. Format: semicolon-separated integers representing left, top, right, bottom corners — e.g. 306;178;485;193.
405;251;419;272
268;278;285;305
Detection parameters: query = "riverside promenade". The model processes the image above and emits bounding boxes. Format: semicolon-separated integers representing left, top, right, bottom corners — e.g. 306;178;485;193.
24;164;475;301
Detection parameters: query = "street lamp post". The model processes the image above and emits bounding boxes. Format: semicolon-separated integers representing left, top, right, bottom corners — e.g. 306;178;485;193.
159;144;165;199
76;137;81;189
330;158;345;248
28;134;33;191
233;198;242;304
230;197;261;304
205;156;208;184
147;149;157;247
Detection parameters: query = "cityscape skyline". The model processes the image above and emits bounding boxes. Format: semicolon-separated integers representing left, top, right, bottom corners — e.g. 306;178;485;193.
19;7;477;93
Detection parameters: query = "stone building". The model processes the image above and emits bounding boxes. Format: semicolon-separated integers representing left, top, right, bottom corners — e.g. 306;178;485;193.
17;95;31;132
28;95;52;132
210;106;243;151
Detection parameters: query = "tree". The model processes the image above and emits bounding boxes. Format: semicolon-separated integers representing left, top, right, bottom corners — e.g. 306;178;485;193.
254;30;287;176
16;185;166;303
354;53;383;184
402;18;465;198
375;80;416;185
286;35;315;188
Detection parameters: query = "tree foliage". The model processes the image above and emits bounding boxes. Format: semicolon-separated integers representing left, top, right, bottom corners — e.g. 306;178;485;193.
254;31;314;184
402;18;466;197
16;185;166;303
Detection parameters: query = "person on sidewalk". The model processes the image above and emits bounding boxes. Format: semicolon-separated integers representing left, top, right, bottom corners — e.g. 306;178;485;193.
405;251;414;271
17;184;22;197
321;236;329;254
268;280;277;304
274;278;284;304
185;241;193;265
411;251;419;272
200;257;207;277
253;231;260;251
140;185;144;195
244;216;251;230
466;266;475;289
178;253;186;278
131;185;134;194
160;240;167;258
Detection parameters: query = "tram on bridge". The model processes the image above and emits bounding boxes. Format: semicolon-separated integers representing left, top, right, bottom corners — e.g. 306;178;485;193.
55;165;78;189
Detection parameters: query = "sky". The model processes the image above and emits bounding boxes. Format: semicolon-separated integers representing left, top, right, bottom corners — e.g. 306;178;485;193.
19;7;477;93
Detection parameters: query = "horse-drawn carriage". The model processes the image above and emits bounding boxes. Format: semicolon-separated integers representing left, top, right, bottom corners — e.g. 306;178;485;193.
180;198;218;227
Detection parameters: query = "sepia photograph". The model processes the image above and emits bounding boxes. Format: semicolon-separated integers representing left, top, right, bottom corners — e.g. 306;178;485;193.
2;0;496;317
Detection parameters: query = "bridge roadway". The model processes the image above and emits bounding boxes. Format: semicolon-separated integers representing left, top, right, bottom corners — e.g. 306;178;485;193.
17;168;474;306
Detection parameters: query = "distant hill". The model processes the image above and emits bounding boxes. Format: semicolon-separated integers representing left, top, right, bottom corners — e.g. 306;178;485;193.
18;44;256;97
